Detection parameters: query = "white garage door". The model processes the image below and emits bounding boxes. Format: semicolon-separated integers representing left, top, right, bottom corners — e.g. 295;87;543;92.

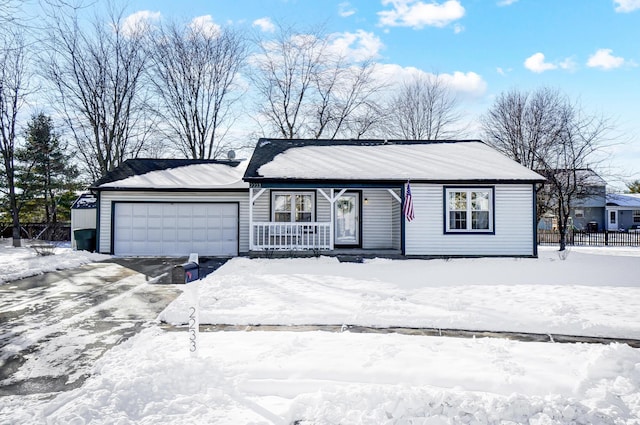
114;202;238;256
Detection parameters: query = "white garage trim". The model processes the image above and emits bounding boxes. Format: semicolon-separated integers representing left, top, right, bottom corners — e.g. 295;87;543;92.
112;202;239;257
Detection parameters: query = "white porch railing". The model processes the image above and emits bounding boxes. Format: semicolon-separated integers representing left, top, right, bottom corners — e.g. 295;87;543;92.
251;222;331;251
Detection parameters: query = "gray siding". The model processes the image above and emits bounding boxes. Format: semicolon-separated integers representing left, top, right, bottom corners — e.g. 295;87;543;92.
405;184;534;256
362;189;394;249
98;191;249;255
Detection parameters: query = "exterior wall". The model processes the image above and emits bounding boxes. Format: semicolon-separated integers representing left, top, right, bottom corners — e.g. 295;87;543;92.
98;191;249;255
405;183;535;256
615;209;640;230
362;188;394;249
571;207;605;231
71;208;97;249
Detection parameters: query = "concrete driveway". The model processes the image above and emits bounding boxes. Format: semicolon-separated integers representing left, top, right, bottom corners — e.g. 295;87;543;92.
0;257;188;396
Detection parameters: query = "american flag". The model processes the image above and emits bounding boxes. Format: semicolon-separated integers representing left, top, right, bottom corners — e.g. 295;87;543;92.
404;181;414;222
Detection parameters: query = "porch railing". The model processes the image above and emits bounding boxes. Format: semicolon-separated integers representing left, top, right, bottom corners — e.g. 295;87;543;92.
251;222;331;251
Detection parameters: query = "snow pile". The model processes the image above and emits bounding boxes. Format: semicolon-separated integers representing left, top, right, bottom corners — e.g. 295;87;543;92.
5;328;639;423
0;240;109;285
161;247;640;339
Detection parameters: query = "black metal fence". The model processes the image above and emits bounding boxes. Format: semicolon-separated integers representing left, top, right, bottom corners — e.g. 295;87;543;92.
538;230;640;247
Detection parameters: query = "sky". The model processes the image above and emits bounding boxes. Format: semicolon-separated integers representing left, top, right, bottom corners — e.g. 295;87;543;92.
19;0;640;188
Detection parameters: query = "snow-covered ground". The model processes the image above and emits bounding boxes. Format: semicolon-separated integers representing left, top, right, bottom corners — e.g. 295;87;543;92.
0;239;109;284
162;247;640;339
1;245;640;424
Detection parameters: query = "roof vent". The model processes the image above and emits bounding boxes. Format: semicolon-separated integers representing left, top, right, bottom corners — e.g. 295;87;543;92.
227;150;236;160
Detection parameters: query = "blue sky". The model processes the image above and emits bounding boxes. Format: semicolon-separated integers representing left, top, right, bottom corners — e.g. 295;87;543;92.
34;0;640;186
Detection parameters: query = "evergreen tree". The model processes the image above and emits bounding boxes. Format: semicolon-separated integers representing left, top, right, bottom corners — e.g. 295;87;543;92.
627;180;640;194
16;113;80;237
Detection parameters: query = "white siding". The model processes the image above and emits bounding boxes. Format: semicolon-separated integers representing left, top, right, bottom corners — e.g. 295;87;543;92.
98;191;249;255
405;184;534;256
362;189;394;249
71;209;97;249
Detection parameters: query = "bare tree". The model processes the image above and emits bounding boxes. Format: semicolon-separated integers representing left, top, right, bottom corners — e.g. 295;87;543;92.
43;5;153;181
389;73;464;140
251;23;385;140
481;87;613;250
0;29;30;247
481;87;565;169
147;21;247;159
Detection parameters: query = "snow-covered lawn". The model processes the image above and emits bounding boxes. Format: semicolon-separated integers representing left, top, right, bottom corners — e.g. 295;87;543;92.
162;246;640;339
0;239;109;284
2;245;640;423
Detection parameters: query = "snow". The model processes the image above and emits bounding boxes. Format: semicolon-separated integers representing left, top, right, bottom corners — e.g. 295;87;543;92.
161;247;640;339
0;239;110;285
2;245;640;423
257;141;544;181
99;161;249;189
607;193;640;208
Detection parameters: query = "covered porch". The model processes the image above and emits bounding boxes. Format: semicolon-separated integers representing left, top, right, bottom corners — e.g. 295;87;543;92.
248;186;404;254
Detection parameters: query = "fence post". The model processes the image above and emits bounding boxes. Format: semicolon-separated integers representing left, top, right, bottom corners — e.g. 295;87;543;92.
605;230;609;246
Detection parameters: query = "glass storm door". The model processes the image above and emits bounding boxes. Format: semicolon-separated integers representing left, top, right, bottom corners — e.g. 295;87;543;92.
335;193;359;246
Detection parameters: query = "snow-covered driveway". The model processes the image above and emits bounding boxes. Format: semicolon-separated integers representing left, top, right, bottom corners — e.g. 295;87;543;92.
0;259;181;395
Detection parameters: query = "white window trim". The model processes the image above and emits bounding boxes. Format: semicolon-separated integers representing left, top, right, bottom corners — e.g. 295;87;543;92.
271;191;315;223
444;187;495;234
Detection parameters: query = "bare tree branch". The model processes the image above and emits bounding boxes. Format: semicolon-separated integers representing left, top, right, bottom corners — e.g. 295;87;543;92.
147;20;247;159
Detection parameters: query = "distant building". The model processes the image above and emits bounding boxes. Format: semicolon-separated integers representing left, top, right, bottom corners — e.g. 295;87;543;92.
605;193;640;231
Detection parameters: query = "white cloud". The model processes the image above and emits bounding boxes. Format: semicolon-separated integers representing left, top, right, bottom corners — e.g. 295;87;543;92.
614;0;640;12
587;48;626;70
338;2;357;17
252;17;275;33
524;52;557;73
190;15;221;38
121;10;161;37
329;30;384;62
378;0;465;29
453;23;464;33
497;0;518;5
375;65;487;97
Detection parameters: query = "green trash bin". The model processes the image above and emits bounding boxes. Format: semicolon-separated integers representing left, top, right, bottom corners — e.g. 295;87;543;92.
74;229;96;252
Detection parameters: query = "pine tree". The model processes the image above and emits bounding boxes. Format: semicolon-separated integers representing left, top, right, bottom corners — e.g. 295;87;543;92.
16;113;80;238
627;180;640;194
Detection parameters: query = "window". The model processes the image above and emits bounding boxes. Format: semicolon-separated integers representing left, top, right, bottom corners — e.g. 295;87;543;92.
574;209;584;218
272;192;314;222
445;188;493;233
634;210;640;223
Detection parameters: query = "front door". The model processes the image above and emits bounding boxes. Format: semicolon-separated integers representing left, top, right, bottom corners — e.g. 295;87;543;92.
335;192;360;246
608;209;618;230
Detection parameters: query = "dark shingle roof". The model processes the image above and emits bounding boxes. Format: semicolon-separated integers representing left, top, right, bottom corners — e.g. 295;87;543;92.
91;158;241;188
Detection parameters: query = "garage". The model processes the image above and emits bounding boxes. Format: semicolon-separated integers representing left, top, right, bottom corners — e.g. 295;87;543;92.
113;202;238;256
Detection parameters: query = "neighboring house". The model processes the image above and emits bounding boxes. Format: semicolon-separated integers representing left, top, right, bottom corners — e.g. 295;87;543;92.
84;139;544;258
244;139;544;257
605;193;640;231
537;169;606;232
89;159;249;256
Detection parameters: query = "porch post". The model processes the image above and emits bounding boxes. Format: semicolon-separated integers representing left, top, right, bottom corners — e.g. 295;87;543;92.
249;188;254;250
330;189;334;250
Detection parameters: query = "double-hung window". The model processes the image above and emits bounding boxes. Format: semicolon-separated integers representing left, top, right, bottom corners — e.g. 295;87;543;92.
272;192;314;223
445;187;494;233
633;210;640;223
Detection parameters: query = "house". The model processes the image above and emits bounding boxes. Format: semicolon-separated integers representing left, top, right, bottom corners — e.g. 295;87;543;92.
536;169;606;232
89;159;249;256
244;139;545;257
83;139;544;258
605;193;640;231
